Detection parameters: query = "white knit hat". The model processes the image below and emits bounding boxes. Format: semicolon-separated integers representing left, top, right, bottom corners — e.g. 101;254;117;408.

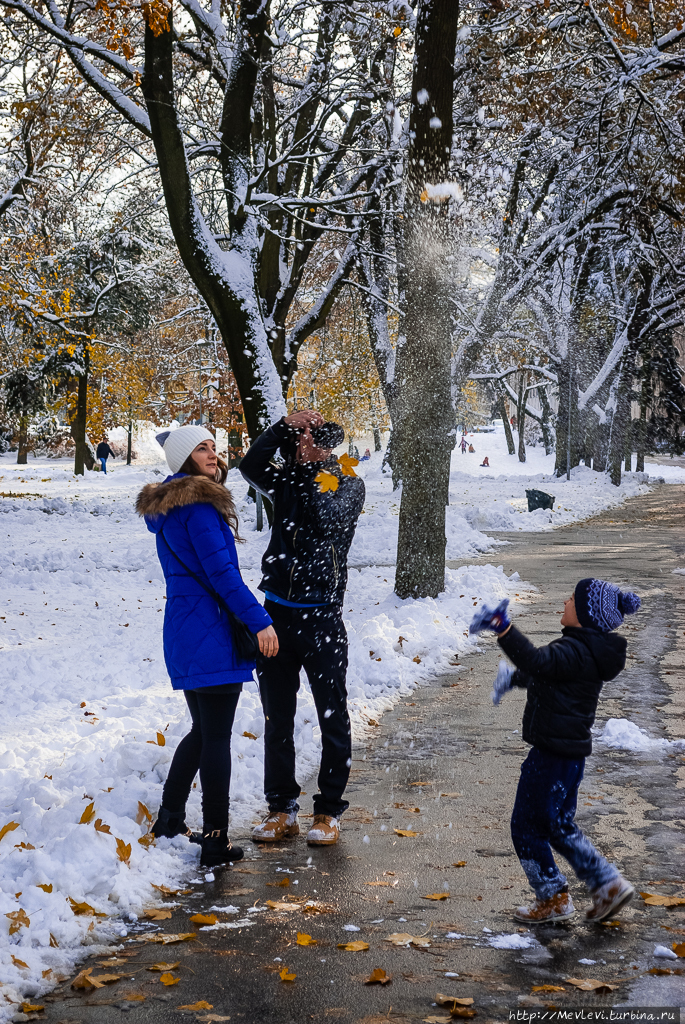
155;425;215;474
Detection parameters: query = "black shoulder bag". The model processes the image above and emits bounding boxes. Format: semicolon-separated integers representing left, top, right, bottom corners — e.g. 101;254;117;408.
160;531;260;661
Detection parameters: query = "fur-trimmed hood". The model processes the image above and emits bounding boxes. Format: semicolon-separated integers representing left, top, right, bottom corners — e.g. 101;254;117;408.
136;473;235;530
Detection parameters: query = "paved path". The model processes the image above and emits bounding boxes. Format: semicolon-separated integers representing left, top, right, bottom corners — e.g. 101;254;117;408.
41;487;685;1024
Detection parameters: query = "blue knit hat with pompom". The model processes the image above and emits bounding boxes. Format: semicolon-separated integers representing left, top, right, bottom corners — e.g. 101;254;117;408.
574;578;641;632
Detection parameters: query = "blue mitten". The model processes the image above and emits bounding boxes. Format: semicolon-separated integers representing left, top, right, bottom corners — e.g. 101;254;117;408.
469;598;511;635
491;660;514;706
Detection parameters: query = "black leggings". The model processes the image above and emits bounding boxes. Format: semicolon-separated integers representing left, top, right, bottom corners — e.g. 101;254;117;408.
161;685;241;829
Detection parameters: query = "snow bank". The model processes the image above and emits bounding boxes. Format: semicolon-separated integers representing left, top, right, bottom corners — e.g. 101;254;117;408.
597;718;685;753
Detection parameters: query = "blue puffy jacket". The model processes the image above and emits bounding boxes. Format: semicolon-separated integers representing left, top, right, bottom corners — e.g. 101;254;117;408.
136;473;272;690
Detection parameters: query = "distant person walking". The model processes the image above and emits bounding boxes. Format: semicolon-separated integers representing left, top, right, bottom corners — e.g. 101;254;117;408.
240;410;365;847
460;436;467;454
96;438;115;474
137;425;278;868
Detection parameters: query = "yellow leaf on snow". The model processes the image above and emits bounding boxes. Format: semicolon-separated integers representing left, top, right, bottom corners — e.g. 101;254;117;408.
178;1002;213;1011
94;819;112;834
190;913;218;926
147;961;180;972
279;966;297;982
338;453;359;477
116;838;132;864
365;968;392;985
423;893;450;901
68;898;105;917
144;908;172;921
37;883;53;893
6;909;30;934
384;933;431;948
566;978;618;993
79;803;95;825
315;470;339;493
11;955;29;969
138;833;155;848
0;821;20;842
160;972;180;986
136;801;152;825
21;1004;44;1014
296;932;317;946
393;25;402;36
394;829;421;838
532;985;566;993
242;731;257;740
152;883;183;895
337;940;370;952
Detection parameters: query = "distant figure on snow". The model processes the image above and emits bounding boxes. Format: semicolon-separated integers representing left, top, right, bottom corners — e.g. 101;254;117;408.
470;578;641;926
468;443;475;453
480;456;490;467
360;448;371;461
96;438;115;474
460;436;468;454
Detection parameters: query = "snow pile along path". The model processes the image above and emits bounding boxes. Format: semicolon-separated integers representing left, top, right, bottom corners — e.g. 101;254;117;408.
597;718;685;753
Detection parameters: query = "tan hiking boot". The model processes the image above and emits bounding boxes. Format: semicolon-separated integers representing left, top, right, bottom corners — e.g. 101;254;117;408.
513;891;575;925
251;811;299;843
306;814;340;846
586;877;634;923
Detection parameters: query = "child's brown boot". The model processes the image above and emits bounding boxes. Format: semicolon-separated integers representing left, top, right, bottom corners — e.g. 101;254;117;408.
513;891;575;925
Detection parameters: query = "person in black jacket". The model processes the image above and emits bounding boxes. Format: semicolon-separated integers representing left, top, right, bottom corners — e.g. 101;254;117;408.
240;409;365;847
96;438;115;474
470;578;641;925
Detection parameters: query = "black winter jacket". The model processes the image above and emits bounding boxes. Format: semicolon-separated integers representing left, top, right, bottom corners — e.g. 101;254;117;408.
96;442;115;459
239;419;365;606
498;624;627;759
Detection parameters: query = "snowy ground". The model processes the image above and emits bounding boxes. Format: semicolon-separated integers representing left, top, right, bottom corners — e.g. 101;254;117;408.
0;428;683;1011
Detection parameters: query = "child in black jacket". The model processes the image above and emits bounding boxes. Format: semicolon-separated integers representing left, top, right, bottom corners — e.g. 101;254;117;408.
470;578;641;925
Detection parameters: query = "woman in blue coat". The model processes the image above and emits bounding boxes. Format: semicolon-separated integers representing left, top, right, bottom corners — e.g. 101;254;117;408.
136;425;278;867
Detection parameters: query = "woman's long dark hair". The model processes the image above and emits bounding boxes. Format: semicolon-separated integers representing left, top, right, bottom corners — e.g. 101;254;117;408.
178;452;243;541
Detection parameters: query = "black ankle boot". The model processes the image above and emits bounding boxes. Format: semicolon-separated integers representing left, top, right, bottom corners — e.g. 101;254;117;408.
200;825;244;868
151;807;200;842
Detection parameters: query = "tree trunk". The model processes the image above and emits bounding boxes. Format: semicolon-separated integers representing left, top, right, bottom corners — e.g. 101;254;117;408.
496;384;515;454
17;413;29;464
516;373;527;463
608;356;634;487
636;372;649;472
127;407;133;466
555;356;579;477
539;385;554;455
393;0;460;600
71;357;94;475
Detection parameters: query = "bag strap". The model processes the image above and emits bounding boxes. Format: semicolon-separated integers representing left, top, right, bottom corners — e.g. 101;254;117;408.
159;529;230;617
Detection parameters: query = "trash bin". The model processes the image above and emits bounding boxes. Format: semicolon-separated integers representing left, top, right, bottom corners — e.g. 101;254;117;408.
526;489;555;512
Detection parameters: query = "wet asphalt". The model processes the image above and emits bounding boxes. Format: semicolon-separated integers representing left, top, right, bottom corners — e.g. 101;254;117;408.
37;485;685;1024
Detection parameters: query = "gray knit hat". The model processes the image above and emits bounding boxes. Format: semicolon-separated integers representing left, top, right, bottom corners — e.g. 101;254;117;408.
155;425;215;474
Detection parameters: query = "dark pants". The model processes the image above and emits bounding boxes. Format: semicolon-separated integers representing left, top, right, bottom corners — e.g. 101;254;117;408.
161;685;242;828
257;601;351;818
511;746;619;900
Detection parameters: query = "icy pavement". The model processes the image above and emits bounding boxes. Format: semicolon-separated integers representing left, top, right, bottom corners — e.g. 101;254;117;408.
0;439;682;1012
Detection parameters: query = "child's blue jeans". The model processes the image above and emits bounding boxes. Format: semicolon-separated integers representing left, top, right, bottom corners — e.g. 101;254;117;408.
511;746;620;900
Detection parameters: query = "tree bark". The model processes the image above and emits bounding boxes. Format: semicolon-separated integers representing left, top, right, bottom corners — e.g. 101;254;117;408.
516;373;527;463
496;383;516;455
394;0;460;600
539;385;555;455
17;413;29;464
70;357;94;475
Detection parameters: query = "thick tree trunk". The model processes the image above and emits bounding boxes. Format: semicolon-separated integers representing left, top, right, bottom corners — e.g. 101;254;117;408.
555;356;579;477
70;361;94;476
496;385;516;454
394;0;460;600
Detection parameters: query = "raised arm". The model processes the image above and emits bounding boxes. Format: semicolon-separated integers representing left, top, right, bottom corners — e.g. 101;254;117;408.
239;419;291;497
498;624;584;682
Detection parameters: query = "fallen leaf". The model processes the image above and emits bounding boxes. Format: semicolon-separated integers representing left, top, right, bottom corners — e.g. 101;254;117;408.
160;972;180;986
6;908;30;934
42;969;52;979
338;940;370;951
122;994;146;1001
116;838;132;865
37;883;53;893
148;962;180;972
315;470;339;493
384;933;431;948
453;861;467;867
265;900;300;912
94;818;112;834
266;877;291;888
49;933;59;947
178;1001;213;1011
242;730;257;740
136;802;152;825
144;908;173;921
673;942;685;957
152;883;183;896
280;966;297;982
72;968;98;990
92;973;122;985
394;829;420;838
296;932;317;946
156;732;166;746
138;833;155;848
11;955;29;969
145;932;197;944
436;994;474;1007
413;655;422;664
302;900;336;914
641;892;685;907
79;803;95;825
20;1004;44;1013
423;893;450;901
190;913;218;926
68;898;105;917
648;968;674;976
532;985;566;993
566;978;618;993
365;968;392;985
0;821;20;844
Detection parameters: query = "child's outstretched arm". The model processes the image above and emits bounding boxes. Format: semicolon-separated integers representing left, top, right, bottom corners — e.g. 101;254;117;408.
497;623;584;680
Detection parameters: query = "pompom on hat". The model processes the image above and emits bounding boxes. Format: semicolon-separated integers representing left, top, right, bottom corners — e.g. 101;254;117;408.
574;578;641;632
155;425;215;474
